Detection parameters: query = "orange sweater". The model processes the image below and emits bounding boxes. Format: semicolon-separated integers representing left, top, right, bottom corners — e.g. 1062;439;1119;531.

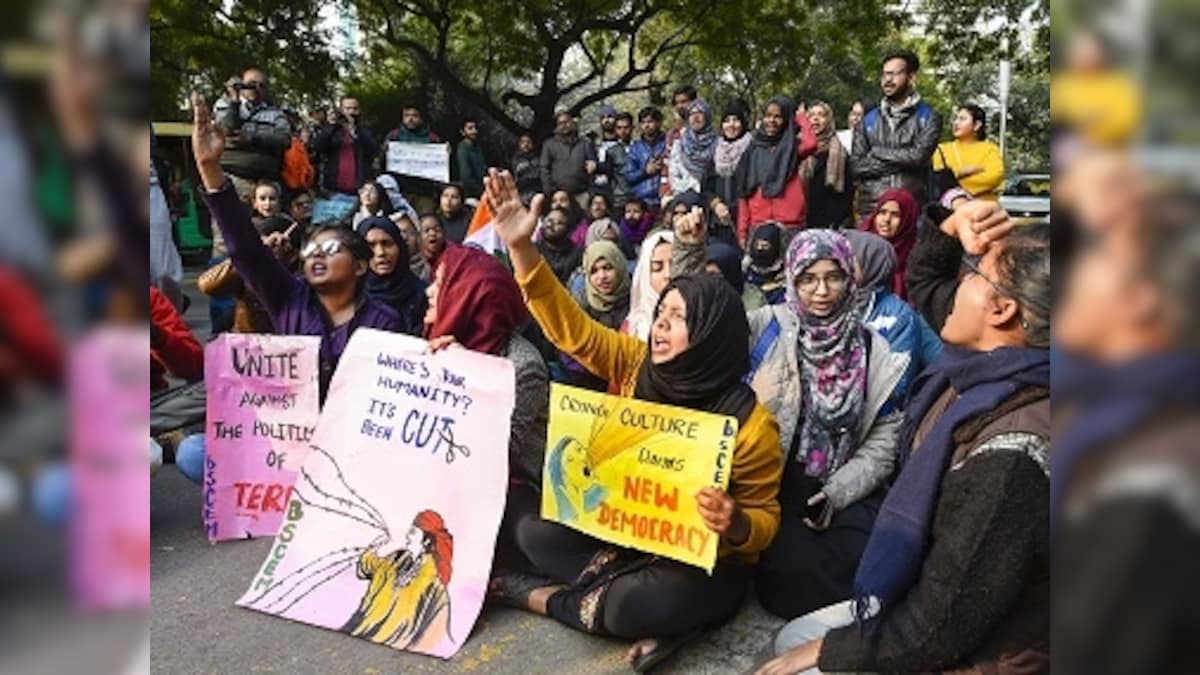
517;257;783;561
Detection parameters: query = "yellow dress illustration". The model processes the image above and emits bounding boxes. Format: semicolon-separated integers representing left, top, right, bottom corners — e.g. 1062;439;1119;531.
342;510;454;651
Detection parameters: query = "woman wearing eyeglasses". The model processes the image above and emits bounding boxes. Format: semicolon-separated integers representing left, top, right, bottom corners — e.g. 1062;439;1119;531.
744;229;909;621
191;92;402;400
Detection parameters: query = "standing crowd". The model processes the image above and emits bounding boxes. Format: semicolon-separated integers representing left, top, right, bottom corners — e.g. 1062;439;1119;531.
148;47;1049;675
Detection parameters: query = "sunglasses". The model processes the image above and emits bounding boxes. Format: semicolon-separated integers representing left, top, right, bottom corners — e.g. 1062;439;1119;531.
301;239;345;259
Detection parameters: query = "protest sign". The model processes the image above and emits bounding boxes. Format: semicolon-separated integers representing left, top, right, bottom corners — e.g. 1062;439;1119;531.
386;141;451;183
237;329;515;659
311;193;357;225
541;383;737;573
202;334;320;542
70;328;150;609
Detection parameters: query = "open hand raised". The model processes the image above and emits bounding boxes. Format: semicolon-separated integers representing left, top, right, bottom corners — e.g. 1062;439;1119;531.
484;168;542;249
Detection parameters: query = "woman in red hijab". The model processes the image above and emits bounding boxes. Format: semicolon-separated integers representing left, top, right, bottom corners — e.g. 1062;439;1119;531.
425;244;549;486
857;188;920;300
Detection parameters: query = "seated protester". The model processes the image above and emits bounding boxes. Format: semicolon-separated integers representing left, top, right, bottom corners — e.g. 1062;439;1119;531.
761;221;1051;675
745;223;789;306
151;285;204;392
667;98;718;199
562;240;632;391
621;229;674;340
289;189;314;234
482;169;782;672
437;183;473;244
537;206;584;285
844;229;943;403
355;216;429;336
747;230;907;620
197;215;302;333
398;213;431;282
706;241;766;312
191;93;402;400
418;212;449;271
249;179;285;228
906;197;1003;333
619;197;655;248
584;216;635;262
350;179;395;229
569;192;614;246
425;244;548;487
856;188;919;301
544;188;586;241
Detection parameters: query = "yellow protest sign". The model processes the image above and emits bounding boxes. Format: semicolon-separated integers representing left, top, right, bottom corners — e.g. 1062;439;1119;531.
541;383;738;573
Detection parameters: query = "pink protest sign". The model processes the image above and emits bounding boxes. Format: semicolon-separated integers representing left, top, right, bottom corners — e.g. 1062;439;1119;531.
203;334;319;541
69;327;150;610
237;329;515;659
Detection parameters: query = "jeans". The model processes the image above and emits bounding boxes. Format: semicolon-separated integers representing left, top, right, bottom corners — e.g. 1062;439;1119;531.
176;434;206;484
773;599;880;674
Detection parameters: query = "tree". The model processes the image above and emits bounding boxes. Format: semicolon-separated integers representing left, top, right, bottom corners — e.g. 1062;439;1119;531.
150;0;340;120
352;0;857;140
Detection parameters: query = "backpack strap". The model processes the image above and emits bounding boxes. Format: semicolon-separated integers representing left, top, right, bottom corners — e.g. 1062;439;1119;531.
744;316;781;384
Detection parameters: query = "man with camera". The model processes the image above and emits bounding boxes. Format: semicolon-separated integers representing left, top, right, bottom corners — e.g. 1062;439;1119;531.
312;96;380;198
211;68;293;253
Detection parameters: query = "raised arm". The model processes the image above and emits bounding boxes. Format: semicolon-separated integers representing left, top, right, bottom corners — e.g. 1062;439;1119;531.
191;92;299;316
485;168;645;385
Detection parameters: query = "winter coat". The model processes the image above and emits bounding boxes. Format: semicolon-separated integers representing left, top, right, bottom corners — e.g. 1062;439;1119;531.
746;304;908;511
213;97;292;181
850;99;942;217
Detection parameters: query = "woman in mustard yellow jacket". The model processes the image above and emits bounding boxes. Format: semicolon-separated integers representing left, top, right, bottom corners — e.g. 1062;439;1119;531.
483;168;783;672
932;104;1005;201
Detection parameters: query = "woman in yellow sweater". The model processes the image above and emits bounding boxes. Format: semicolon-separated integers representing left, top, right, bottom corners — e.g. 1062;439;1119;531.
483;168;782;672
932;104;1005;201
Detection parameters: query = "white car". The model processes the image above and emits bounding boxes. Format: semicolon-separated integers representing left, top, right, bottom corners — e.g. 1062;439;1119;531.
999;174;1051;223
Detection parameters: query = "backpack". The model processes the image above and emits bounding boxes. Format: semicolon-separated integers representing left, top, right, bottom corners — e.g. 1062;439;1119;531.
281;136;315;190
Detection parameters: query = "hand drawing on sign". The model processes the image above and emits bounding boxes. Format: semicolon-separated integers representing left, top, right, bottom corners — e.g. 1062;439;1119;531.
241;445;456;651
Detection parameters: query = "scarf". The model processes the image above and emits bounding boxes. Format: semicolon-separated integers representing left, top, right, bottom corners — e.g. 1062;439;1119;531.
581;240;631;313
857;188;919;299
426;244;528;355
713;98;753;177
785;230;868;478
355;217;426;329
1050;350;1200;533
734;96;799;199
798;102;847;193
880;92;922;130
624;230;675;341
585;218;619;247
842;230;897;292
634;274;758;426
679;98;718;181
706;242;744;295
854;345;1051;618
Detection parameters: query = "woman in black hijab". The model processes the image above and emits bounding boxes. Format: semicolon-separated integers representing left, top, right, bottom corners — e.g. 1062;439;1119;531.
732;95;818;244
355;216;428;335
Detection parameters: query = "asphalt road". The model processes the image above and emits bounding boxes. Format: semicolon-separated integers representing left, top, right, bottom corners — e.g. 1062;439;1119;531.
150;270;783;675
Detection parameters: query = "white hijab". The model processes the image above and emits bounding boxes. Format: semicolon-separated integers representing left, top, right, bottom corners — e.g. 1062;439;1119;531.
622;230;675;341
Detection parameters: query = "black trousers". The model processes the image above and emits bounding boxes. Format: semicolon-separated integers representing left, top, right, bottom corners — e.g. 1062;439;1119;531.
499;483;749;640
754;465;883;620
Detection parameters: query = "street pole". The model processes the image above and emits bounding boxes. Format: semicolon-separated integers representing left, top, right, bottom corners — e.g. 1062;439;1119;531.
999;37;1011;168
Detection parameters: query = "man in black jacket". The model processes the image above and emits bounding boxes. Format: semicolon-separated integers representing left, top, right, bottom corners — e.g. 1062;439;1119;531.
851;50;942;219
312;96;380;197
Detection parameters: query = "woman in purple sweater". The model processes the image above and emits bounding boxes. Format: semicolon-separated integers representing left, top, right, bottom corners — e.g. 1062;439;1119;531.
191;93;401;399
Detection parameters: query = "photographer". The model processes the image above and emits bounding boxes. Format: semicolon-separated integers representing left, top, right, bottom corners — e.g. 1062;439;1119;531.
212;67;293;252
312;96;380;198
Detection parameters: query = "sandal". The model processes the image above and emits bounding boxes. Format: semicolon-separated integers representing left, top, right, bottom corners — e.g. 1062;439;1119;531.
487;569;555;611
631;629;702;673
